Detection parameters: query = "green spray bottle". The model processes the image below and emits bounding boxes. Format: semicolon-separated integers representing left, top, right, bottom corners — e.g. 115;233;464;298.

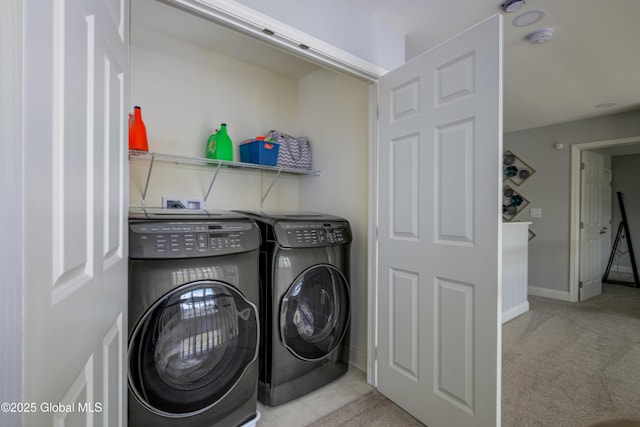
206;123;233;161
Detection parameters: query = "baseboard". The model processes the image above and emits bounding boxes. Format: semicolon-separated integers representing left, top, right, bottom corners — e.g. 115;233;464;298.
349;346;367;372
606;265;636;281
609;265;633;274
528;286;572;302
502;301;530;323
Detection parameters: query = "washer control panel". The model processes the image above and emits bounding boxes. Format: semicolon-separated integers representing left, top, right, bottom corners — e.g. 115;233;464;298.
129;220;260;259
274;221;352;248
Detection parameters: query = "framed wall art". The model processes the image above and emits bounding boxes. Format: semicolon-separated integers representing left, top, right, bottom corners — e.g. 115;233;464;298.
503;185;529;221
503;150;535;186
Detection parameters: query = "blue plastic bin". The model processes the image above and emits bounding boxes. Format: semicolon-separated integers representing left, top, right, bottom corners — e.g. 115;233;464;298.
240;140;280;166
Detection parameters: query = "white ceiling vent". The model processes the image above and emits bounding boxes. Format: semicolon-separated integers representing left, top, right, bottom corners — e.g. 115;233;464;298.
512;10;546;27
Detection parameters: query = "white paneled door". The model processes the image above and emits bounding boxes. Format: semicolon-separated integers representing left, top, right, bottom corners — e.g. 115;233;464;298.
579;150;606;300
376;15;502;427
23;0;128;425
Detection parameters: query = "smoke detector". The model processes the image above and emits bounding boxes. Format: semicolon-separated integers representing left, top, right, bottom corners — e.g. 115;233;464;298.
526;28;554;44
501;0;526;13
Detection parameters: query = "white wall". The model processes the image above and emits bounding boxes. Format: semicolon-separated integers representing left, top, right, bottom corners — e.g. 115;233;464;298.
504;110;640;296
298;68;370;370
130;25;302;210
233;0;405;71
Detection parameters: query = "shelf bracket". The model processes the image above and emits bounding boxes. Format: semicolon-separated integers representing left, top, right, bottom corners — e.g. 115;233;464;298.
141;153;156;205
204;162;222;202
260;168;283;209
129;150;319;208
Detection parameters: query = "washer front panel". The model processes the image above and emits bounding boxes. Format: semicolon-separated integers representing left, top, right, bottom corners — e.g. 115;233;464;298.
273;221;351;248
128;280;258;417
129;220;260;259
279;264;350;361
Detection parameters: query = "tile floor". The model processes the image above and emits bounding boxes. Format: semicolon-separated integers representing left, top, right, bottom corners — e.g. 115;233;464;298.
256;367;373;427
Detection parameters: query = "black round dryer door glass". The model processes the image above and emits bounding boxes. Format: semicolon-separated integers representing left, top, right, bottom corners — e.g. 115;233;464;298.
280;264;350;361
128;281;258;416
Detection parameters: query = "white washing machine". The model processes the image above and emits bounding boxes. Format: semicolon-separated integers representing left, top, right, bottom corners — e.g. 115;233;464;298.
128;208;260;426
237;211;352;406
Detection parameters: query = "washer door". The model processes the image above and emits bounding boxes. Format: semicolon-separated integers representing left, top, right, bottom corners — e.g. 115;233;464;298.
280;264;350;361
129;280;258;416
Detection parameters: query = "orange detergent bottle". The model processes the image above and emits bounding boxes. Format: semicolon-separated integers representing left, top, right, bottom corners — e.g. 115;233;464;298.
128;106;149;151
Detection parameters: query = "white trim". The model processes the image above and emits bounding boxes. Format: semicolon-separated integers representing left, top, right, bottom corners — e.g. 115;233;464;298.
528;286;572;302
609;265;634;274
569;136;640;302
606;267;636;283
168;0;388;81
569;143;582;302
366;83;379;387
502;302;530;323
349;346;367;373
0;0;23;422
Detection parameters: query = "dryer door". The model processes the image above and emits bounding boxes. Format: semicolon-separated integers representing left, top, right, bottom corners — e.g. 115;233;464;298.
129;280;258;416
280;264;350;361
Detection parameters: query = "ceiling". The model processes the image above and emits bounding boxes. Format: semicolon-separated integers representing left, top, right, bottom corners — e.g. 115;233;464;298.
347;0;640;133
132;0;321;78
135;0;640;134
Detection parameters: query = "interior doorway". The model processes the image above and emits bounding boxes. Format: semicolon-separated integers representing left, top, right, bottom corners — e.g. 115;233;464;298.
569;136;640;301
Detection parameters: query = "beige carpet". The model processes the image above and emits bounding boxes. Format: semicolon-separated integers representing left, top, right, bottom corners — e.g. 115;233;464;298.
309;284;640;427
306;390;424;427
502;283;640;427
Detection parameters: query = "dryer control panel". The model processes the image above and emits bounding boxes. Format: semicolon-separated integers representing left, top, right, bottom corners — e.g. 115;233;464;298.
273;221;352;248
129;220;260;259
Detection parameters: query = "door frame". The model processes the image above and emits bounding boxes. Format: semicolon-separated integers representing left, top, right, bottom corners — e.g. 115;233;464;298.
569;136;640;302
12;0;383;422
601;168;613;273
367;83;379;385
0;0;23;419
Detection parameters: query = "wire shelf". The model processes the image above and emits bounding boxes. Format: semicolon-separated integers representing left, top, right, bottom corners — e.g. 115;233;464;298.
128;150;320;207
128;150;321;176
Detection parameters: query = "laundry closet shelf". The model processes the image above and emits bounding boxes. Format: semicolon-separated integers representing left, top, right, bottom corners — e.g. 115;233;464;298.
128;150;321;206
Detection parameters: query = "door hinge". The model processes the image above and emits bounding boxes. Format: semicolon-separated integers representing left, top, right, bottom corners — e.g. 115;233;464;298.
581;162;585;170
580;222;584;229
579;281;584;288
